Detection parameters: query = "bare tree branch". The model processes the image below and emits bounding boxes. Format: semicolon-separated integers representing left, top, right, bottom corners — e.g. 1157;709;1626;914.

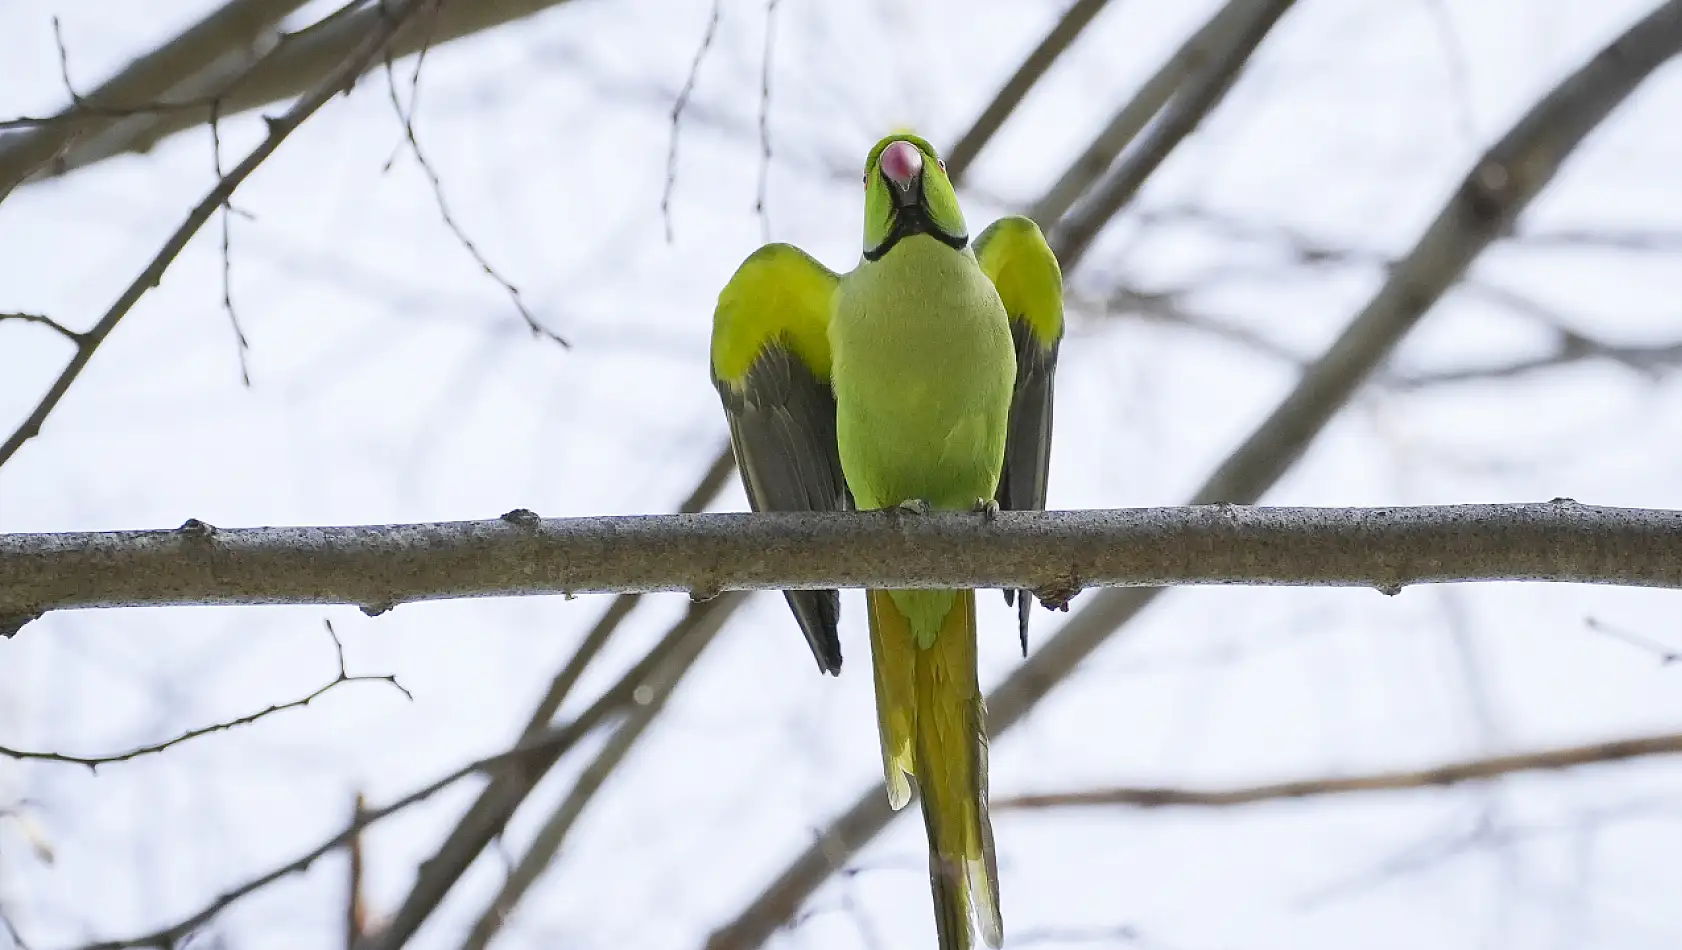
0;312;81;342
0;0;310;200
0;0;437;471
459;600;702;949
357;593;745;950
4;0;591;190
1514;225;1682;253
753;0;781;242
944;0;1118;182
1030;0;1278;226
1393;335;1682;388
995;731;1682;810
75;584;719;950
378;59;567;346
703;4;1682;945
661;0;723;243
347;793;370;950
1051;0;1298;267
355;449;738;949
1;505;1678;631
0;621;405;767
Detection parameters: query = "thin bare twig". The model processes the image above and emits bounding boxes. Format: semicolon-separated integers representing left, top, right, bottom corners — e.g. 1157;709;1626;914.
1585;616;1682;665
379;56;566;346
0;98;224;132
1393;336;1682;388
0;621;406;769
0;0;436;471
1515;226;1682;252
71;677;634;950
753;0;781;243
0;313;81;342
209;99;253;387
995;731;1682;809
662;0;723;243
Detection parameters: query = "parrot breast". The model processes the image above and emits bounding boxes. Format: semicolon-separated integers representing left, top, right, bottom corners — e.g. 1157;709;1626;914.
830;235;1017;646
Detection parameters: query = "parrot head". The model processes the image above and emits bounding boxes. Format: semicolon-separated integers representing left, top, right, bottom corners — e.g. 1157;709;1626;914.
862;133;968;261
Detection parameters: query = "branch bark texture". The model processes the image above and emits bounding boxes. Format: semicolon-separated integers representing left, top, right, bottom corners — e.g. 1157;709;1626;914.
2;504;1678;632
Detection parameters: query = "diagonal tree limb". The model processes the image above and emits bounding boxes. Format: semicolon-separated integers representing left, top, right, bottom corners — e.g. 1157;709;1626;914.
76;583;738;950
1050;0;1298;267
995;731;1682;810
353;450;737;950
357;592;747;950
944;0;1120;182
8;0;587;189
1029;0;1275;226
0;0;311;202
702;4;1682;946
4;504;1681;624
0;0;438;472
458;600;700;949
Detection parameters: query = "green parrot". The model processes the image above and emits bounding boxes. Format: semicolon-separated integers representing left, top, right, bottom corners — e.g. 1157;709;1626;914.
710;132;1063;949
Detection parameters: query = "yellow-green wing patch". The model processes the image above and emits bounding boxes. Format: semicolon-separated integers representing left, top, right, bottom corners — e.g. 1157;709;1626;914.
974;216;1064;653
710;244;850;674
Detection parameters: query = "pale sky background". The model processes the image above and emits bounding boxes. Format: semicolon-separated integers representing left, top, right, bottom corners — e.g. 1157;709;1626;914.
2;1;1682;948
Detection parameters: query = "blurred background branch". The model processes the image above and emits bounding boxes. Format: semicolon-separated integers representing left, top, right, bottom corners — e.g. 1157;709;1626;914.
996;731;1682;810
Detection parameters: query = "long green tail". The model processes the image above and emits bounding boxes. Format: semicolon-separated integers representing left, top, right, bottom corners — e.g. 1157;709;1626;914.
867;589;1002;949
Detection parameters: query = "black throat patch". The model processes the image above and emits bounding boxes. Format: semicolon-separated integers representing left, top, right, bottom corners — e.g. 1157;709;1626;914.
863;201;969;262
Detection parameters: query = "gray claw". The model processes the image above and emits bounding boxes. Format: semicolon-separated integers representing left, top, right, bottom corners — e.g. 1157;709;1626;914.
896;498;932;515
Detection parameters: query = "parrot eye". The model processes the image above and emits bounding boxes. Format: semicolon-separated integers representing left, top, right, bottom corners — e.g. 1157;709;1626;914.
938;159;946;171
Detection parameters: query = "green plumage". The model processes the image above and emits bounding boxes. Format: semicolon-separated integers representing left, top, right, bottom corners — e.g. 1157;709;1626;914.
709;132;1064;950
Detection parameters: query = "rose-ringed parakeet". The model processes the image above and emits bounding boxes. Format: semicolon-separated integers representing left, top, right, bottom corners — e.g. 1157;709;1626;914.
710;133;1063;950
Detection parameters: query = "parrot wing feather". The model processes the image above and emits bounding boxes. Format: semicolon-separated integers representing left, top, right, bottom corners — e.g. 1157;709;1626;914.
974;216;1064;654
711;244;850;674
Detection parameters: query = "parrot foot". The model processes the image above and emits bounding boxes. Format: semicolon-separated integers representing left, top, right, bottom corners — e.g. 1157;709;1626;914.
973;497;1001;521
895;498;932;515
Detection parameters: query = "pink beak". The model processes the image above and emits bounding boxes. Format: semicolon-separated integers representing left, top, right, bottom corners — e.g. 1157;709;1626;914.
878;140;923;189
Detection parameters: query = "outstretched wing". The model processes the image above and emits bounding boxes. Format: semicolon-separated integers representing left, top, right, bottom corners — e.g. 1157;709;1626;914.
711;244;850;674
974;216;1064;654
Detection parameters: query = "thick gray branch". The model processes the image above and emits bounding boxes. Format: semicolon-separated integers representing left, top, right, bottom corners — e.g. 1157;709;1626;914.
4;0;583;190
1;504;1677;633
0;0;310;201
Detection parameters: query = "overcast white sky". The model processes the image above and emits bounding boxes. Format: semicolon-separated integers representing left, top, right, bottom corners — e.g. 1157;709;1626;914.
2;1;1682;948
